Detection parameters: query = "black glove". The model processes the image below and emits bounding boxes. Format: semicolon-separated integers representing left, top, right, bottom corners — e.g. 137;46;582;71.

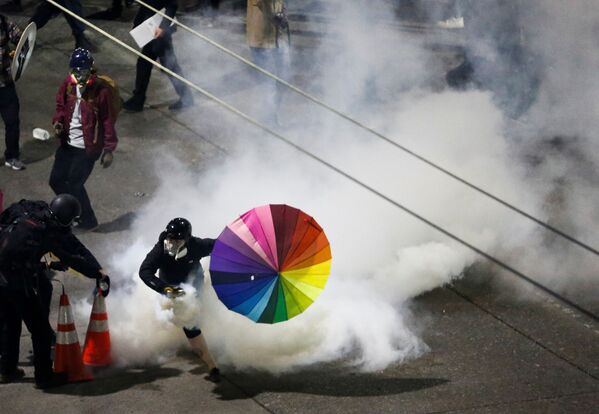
95;275;111;297
49;261;69;271
100;151;113;168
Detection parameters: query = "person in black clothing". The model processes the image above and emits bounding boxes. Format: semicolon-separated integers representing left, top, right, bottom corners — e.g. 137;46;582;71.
0;14;24;171
139;217;220;382
0;194;110;388
29;0;95;51
123;0;194;112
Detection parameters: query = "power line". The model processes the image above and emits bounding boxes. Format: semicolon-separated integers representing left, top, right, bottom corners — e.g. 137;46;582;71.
45;0;599;323
132;0;599;258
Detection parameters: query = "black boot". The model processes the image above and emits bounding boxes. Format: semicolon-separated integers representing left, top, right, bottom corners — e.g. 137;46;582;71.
75;34;97;53
123;96;145;112
87;5;123;20
35;372;68;389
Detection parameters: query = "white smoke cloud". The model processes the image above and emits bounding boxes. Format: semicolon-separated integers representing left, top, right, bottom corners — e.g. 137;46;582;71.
76;0;599;372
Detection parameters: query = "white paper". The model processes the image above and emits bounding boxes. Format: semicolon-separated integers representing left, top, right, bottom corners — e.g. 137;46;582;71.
129;8;165;48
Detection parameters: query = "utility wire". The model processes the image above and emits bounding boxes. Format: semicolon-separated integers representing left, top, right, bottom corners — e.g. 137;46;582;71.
132;0;599;258
45;0;599;323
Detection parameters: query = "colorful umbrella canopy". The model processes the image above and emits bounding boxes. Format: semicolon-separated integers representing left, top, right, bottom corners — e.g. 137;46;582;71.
210;204;332;324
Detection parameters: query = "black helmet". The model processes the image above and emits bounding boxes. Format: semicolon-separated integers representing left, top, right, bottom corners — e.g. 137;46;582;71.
165;218;192;241
50;194;81;226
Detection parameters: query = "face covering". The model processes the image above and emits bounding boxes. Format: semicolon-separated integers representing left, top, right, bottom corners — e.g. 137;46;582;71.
71;68;91;86
164;238;187;259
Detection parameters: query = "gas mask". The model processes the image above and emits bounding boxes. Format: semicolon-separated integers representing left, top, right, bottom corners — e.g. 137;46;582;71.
164;238;188;259
71;67;92;86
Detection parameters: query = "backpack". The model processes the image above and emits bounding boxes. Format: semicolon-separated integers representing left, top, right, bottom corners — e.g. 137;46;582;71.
0;199;50;229
0;200;52;288
95;74;122;117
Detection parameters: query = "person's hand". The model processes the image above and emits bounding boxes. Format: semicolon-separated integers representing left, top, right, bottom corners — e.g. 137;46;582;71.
100;151;113;168
53;122;63;136
154;27;164;38
9;50;15;60
96;272;111;297
163;286;185;298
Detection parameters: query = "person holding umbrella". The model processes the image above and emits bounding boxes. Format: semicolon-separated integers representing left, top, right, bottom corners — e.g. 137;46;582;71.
139;217;220;382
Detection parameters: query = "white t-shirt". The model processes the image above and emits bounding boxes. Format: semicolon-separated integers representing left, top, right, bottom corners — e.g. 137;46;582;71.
68;85;85;149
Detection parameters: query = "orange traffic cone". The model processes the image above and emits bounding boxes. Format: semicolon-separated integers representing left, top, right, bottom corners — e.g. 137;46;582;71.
54;288;93;382
82;290;112;367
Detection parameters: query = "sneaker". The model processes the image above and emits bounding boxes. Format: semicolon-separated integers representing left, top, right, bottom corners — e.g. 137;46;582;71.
123;97;144;112
168;98;194;111
1;368;25;384
205;367;221;383
35;372;68;389
5;158;25;170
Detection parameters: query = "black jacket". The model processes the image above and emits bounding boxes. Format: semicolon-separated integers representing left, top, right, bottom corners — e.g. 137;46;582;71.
133;0;178;34
139;231;215;294
0;200;102;291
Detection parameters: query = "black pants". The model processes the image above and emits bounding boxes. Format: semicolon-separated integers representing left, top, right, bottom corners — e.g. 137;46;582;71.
30;0;85;37
131;35;191;104
0;286;54;383
49;144;98;227
0;83;20;160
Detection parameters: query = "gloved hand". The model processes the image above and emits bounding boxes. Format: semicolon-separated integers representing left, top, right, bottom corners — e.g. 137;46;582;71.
95;274;111;297
53;122;63;137
163;286;185;298
48;261;68;272
100;151;113;168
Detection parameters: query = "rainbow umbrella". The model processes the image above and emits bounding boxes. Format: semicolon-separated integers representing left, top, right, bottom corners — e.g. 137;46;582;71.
210;204;332;324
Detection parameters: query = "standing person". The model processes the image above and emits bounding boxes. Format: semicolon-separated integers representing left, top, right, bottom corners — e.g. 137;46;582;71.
122;0;194;112
246;0;289;122
139;218;220;382
49;48;118;232
29;0;95;50
0;13;24;171
0;194;111;388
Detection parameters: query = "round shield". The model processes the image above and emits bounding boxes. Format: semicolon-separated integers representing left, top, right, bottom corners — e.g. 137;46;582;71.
10;22;36;82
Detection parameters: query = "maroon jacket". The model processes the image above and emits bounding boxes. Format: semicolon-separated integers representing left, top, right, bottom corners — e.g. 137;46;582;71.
52;74;118;160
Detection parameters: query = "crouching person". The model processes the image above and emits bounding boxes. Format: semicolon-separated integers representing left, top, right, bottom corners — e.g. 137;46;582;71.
139;218;220;382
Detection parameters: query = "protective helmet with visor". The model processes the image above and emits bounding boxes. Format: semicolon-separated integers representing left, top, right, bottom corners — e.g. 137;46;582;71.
69;47;94;86
164;218;192;258
49;194;81;227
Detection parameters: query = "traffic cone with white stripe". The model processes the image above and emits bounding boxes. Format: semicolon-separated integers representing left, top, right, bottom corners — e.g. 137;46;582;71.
54;288;93;382
82;289;112;367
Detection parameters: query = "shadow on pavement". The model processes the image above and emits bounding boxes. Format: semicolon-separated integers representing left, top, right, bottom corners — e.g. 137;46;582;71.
95;212;137;233
43;366;182;396
214;370;448;400
21;138;56;164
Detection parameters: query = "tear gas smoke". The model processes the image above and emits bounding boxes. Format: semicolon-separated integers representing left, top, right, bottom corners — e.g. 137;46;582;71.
75;0;599;372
